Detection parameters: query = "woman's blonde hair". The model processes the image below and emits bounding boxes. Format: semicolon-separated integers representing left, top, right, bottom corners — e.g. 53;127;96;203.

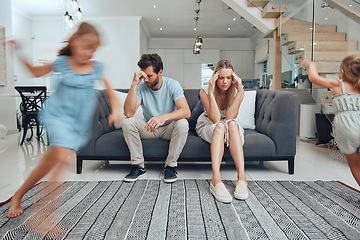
213;59;237;109
58;22;100;56
340;55;360;90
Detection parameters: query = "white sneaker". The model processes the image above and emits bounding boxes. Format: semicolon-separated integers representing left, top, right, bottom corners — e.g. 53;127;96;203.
234;180;248;200
210;182;232;203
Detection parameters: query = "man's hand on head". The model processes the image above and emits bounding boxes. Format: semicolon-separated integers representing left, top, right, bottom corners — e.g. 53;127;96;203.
132;71;147;86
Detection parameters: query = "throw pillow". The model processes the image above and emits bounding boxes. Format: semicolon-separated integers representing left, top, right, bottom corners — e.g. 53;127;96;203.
113;90;144;129
187;99;204;133
236;90;256;130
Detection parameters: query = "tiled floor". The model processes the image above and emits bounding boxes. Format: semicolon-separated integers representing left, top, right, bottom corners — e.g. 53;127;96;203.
0;132;358;202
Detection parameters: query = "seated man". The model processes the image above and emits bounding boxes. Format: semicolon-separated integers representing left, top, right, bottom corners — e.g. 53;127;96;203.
122;53;191;183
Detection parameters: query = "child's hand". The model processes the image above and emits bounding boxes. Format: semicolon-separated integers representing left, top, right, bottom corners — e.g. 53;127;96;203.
108;112;122;126
6;40;21;50
298;60;313;68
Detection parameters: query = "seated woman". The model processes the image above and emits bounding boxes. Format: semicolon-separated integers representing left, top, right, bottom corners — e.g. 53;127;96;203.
196;60;247;203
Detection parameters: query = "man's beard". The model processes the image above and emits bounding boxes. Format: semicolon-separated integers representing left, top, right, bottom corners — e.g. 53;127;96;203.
146;75;160;89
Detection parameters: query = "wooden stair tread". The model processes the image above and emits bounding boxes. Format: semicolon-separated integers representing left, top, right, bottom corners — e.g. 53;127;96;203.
281;32;346;46
287;40;358;54
275;16;337;35
247;0;270;8
301;61;341;74
294;51;360;63
262;4;285;18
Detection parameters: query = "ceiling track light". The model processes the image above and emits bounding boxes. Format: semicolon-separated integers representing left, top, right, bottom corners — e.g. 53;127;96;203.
193;0;203;54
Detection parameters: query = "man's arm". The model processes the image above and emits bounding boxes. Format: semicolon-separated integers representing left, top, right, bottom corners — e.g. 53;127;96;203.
144;97;191;132
124;71;144;118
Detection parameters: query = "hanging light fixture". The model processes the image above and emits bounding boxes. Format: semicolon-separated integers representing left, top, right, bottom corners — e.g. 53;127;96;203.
193;0;203;54
63;0;83;32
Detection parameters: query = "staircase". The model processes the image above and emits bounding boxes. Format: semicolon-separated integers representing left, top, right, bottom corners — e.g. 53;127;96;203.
224;0;360;89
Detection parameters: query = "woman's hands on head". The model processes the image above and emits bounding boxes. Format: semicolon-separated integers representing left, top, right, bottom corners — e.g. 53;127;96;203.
231;71;244;92
208;71;219;94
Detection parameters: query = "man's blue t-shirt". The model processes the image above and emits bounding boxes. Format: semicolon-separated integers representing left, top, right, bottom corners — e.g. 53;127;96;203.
137;77;185;125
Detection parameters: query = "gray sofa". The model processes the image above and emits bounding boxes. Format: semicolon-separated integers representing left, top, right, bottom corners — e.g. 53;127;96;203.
76;89;298;174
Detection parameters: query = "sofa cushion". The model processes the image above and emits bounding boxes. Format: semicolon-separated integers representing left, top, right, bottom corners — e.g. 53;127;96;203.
236;90;256;130
187;99;204;133
184;89;200;111
95;130;130;157
242;129;276;157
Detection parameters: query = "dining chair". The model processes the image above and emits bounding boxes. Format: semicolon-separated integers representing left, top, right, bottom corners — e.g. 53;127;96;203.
15;86;47;145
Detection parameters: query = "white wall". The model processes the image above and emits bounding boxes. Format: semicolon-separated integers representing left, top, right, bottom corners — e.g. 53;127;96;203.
11;7;34;86
0;0;17;133
148;38;256;88
149;38;256;50
140;21;150;56
30;16;142;89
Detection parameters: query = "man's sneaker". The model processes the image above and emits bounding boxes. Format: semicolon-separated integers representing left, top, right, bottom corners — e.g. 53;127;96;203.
124;165;146;182
163;166;177;183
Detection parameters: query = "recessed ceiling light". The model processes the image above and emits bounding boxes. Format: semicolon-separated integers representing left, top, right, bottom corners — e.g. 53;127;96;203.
159;27;163;31
153;5;157;8
157;18;160;21
227;27;231;31
325;17;328;20
194;28;197;31
349;4;353;7
233;18;236;21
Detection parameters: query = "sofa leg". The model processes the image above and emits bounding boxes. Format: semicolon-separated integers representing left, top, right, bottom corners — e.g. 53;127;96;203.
77;158;83;174
259;160;264;168
288;157;294;175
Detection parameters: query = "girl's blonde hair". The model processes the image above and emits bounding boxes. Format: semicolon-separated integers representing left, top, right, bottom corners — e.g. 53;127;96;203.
340;55;360;90
58;22;100;56
213;59;237;109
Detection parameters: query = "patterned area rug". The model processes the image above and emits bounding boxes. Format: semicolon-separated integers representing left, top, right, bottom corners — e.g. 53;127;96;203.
0;180;360;240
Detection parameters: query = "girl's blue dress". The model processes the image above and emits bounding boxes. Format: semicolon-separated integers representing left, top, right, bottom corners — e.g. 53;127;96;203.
40;55;103;151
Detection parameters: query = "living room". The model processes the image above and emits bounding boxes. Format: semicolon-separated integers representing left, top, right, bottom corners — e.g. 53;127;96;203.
1;0;360;238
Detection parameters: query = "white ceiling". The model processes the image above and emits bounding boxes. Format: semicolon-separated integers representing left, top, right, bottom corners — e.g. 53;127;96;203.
12;0;261;38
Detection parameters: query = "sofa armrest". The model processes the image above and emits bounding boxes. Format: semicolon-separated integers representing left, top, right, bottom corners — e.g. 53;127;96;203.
255;90;298;156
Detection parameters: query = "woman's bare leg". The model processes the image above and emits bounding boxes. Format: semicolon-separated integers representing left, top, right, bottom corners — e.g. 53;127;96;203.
211;123;226;186
227;121;246;182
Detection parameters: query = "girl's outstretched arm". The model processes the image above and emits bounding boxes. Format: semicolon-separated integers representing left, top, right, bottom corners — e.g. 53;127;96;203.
298;60;340;89
103;78;122;126
8;40;53;77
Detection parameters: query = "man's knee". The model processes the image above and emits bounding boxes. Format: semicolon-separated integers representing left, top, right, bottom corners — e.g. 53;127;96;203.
122;117;137;131
174;119;189;133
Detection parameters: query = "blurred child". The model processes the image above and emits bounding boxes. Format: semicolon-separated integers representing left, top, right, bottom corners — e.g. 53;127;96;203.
7;22;122;218
299;56;360;197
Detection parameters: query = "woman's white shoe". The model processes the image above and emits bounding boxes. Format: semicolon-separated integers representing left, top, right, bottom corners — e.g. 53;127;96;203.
234;180;248;200
210;182;232;203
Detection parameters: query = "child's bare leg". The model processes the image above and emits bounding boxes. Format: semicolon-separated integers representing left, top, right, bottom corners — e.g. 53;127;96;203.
7;147;73;218
344;151;360;187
